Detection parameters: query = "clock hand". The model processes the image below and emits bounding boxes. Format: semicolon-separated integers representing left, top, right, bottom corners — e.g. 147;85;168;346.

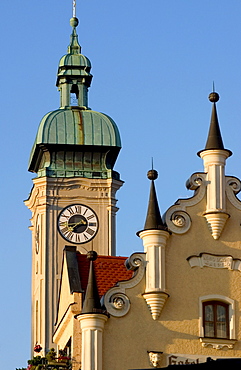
68;220;87;227
59;220;86;227
72;219;87;229
59;219;87;232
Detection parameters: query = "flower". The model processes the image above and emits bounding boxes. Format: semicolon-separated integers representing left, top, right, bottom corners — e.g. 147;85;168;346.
34;344;42;353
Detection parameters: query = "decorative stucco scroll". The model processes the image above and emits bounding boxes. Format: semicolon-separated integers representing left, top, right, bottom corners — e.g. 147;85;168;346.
187;253;241;271
169;211;191;234
226;176;241;210
103;253;146;317
165;173;207;234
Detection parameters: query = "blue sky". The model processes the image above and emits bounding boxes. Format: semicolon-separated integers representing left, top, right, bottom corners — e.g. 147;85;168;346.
1;1;241;369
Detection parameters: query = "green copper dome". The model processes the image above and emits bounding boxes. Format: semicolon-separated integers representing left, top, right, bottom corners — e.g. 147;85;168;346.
57;54;91;77
29;107;121;178
32;107;121;147
28;17;121;180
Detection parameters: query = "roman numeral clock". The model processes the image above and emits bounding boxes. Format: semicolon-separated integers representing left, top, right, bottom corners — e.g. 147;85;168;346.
58;204;98;244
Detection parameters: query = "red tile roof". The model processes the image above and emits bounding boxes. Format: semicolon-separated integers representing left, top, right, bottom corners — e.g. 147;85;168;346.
76;253;133;297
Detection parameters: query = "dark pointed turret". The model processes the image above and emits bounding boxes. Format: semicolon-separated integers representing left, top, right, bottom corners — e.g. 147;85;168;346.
198;92;232;157
205;92;224;150
82;251;103;314
137;169;167;236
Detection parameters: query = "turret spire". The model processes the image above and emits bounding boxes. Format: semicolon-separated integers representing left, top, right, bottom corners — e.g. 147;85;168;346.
68;17;81;55
139;169;166;234
205;92;224;151
56;12;92;108
198;92;232;156
82;251;103;314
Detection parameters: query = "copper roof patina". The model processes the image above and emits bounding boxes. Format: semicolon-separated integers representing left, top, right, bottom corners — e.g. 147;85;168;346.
31;108;121;147
28;16;121;178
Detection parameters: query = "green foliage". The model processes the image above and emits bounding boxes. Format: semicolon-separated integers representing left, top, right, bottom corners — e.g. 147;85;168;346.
45;348;57;362
17;349;72;370
28;356;43;366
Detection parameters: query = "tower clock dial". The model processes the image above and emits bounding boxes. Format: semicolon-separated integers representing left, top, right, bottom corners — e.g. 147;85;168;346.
58;204;98;244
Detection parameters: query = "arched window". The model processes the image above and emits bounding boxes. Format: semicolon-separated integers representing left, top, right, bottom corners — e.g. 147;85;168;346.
199;295;236;348
203;301;229;339
70;84;79;106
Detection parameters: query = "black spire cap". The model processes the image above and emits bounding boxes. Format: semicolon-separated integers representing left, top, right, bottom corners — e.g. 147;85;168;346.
137;169;167;236
205;92;224;150
81;251;103;314
198;92;232;157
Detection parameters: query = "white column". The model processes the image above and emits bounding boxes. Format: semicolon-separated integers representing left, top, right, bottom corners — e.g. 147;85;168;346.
139;229;169;320
200;149;230;240
139;230;169;292
200;149;229;213
77;314;108;370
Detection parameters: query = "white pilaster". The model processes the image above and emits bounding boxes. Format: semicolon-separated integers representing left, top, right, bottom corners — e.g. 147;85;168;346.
200;149;230;239
77;314;108;370
139;229;169;320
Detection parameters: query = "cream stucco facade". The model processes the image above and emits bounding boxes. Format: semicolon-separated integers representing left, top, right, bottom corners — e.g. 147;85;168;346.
53;94;241;370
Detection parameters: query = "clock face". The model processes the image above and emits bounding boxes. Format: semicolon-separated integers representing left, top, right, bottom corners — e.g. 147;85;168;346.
57;204;98;244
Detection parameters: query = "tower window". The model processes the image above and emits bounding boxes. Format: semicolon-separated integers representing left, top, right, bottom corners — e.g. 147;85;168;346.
70;84;79;106
203;301;229;339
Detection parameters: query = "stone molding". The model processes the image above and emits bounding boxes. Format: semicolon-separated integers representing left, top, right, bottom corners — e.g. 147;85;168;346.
200;337;236;350
25;177;123;209
203;212;230;240
187;253;241;271
143;291;169;321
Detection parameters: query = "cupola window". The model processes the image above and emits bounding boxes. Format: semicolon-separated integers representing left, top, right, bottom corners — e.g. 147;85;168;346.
70;84;79;106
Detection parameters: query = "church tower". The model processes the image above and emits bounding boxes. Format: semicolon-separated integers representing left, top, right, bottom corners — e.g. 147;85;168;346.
25;9;123;354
